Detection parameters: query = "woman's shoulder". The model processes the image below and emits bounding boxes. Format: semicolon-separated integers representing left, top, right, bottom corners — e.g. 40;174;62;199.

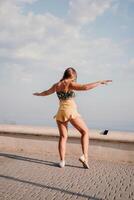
55;79;73;92
57;79;72;85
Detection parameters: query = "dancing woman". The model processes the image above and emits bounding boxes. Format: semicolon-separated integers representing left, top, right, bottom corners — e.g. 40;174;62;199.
33;67;112;168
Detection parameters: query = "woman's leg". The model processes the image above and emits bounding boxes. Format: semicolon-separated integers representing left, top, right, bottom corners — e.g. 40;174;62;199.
56;120;68;161
70;117;89;161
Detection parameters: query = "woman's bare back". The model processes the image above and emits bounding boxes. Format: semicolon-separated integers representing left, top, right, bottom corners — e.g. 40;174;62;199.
55;79;73;93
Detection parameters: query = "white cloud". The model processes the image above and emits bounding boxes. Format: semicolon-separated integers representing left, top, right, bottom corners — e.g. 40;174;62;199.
126;58;134;74
0;0;38;4
110;1;119;15
0;0;131;83
68;0;112;25
18;0;37;3
129;58;134;66
14;43;44;60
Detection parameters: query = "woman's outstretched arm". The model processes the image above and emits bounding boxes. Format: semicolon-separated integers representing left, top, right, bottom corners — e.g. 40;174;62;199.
69;80;112;91
33;84;56;96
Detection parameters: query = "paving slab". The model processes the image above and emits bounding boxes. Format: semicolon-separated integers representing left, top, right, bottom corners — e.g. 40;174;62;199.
0;151;134;200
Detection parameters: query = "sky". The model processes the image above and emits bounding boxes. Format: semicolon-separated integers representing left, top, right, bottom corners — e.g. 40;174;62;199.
0;0;134;131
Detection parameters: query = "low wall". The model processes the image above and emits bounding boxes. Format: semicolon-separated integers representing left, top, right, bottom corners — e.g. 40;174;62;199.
0;124;134;163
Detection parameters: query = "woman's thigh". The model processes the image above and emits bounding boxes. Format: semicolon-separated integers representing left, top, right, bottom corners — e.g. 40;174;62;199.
56;120;68;137
69;116;89;135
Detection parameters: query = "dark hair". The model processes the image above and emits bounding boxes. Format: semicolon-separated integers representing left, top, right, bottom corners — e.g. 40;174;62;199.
60;67;77;82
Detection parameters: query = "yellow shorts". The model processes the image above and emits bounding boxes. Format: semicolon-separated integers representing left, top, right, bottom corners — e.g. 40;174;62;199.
54;99;81;122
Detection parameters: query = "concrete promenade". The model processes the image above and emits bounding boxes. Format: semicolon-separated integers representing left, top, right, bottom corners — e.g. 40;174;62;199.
0;150;134;200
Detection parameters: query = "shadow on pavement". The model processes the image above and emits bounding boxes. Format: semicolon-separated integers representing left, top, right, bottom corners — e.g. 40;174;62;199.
0;153;83;169
0;174;102;200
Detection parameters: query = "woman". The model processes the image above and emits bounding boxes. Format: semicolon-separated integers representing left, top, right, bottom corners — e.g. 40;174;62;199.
33;67;112;169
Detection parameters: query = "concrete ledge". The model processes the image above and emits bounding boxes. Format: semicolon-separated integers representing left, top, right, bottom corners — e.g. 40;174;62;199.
0;124;134;163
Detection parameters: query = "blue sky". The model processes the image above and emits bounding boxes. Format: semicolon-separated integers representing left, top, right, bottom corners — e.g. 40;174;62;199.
0;0;134;131
23;0;70;17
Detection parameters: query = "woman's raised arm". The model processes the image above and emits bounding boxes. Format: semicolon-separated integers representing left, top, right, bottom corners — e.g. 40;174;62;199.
69;80;112;91
33;84;57;96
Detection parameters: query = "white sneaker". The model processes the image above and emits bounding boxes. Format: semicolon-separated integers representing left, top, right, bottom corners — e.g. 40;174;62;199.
59;160;65;168
79;155;89;169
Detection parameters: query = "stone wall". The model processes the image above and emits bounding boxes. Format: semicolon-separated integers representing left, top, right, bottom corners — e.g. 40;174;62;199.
0;124;134;163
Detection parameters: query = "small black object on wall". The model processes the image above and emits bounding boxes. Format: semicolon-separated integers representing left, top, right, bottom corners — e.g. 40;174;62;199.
100;129;109;135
